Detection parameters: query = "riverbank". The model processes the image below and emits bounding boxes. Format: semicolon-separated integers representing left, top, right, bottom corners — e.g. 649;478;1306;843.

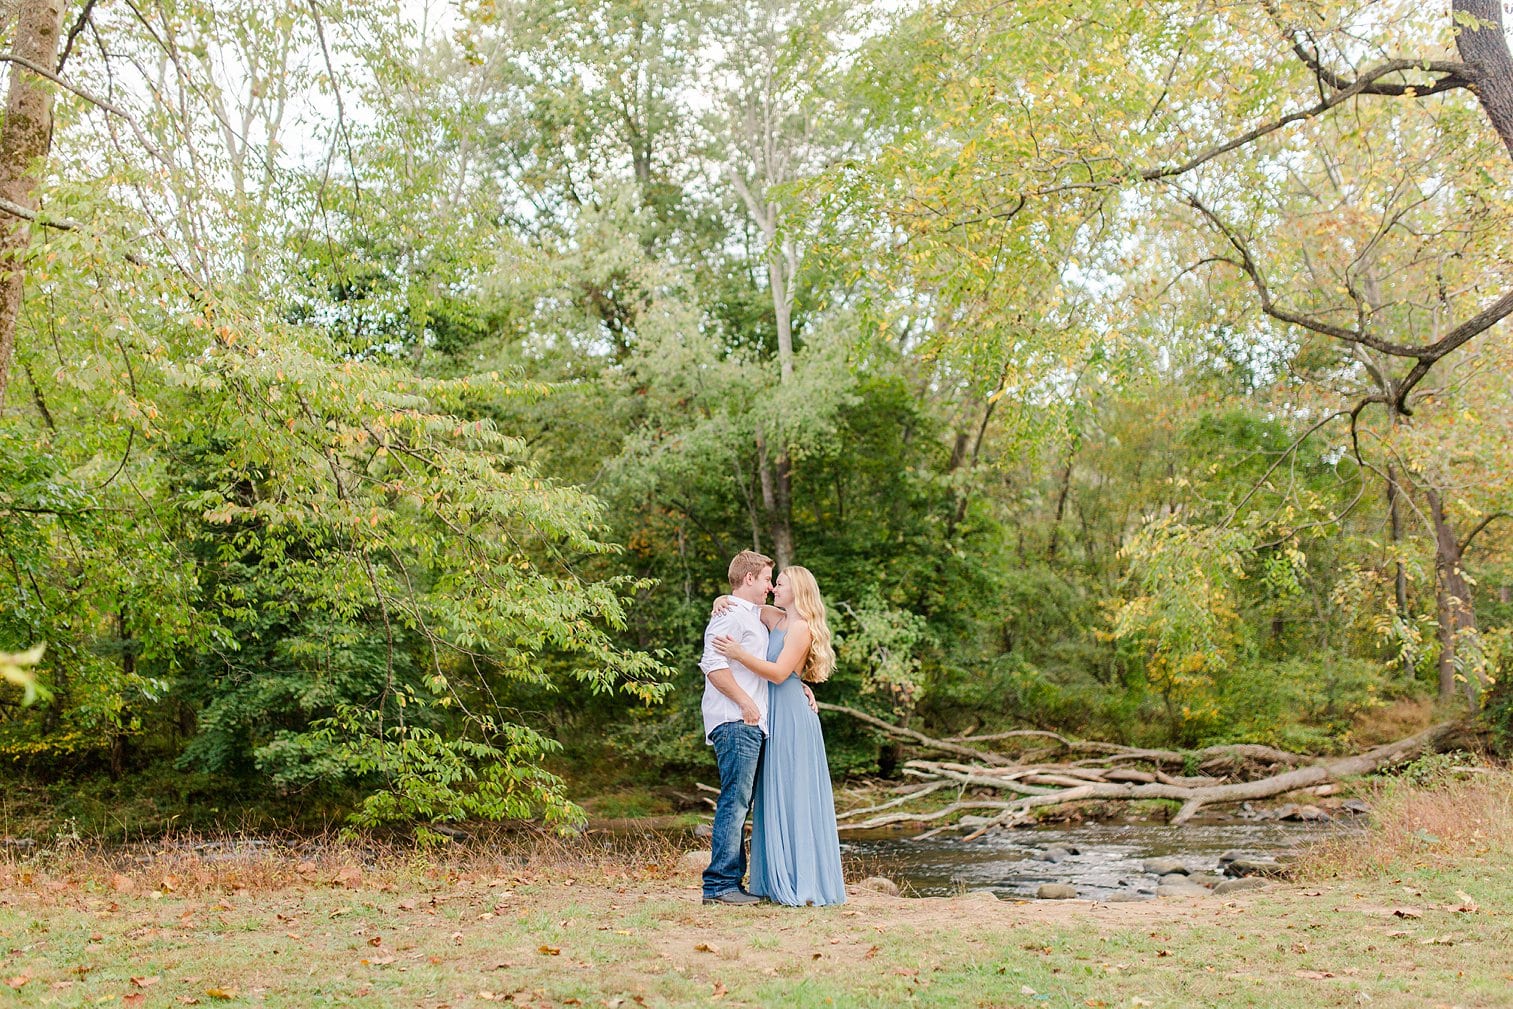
2;855;1507;1008
2;768;1508;1008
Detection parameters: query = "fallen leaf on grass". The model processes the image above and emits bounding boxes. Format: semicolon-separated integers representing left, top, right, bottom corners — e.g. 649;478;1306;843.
537;945;560;956
131;976;161;988
1295;970;1336;979
367;935;383;947
1418;935;1454;946
6;976;29;989
711;981;728;999
864;945;880;960
1454;891;1479;913
124;994;145;1007
177;998;201;1006
1085;1001;1109;1008
204;987;237;1000
694;943;719;954
1392;908;1422;920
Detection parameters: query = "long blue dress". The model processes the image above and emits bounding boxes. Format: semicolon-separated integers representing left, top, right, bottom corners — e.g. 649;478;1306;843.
748;626;847;906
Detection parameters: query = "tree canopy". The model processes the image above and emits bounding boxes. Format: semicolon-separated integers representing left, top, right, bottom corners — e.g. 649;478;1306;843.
1;0;1511;830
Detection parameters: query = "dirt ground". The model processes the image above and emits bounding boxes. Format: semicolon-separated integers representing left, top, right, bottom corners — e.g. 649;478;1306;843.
2;857;1507;1008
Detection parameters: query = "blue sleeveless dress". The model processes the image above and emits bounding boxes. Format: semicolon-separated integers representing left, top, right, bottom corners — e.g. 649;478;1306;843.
748;627;847;906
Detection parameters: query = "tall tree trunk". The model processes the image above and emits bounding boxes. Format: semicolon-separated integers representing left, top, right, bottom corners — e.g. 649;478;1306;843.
771;450;793;567
765;225;796;567
754;427;793;567
1454;1;1513;159
1047;440;1080;560
111;607;134;781
1386;462;1413;677
0;0;66;407
1425;488;1480;703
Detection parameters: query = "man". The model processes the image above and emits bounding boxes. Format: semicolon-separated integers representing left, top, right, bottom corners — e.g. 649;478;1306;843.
699;549;774;905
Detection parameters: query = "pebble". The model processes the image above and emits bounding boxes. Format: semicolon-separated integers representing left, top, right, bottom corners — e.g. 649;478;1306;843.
857;876;900;896
1142;857;1189;876
1225;858;1286;878
1213;877;1270;895
1282;804;1330;822
1037;883;1079;900
1155;882;1210;897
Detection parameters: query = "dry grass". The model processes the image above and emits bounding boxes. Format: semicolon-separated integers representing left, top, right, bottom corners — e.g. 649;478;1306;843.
0;825;693;899
1348;695;1437;746
1299;763;1513;879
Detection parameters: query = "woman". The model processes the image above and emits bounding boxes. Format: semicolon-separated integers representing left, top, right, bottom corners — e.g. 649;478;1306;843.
713;566;845;906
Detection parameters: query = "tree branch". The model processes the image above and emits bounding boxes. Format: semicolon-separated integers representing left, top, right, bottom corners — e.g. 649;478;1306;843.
1460;511;1512;556
0;195;146;265
1139;60;1471;184
0;53;170;165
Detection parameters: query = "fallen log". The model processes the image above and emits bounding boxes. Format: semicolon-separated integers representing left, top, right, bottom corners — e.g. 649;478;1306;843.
819;702;1311;772
816;702;1012;766
824;704;1465;834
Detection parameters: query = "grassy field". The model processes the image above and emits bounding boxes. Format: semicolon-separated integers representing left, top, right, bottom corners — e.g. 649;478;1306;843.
2;770;1509;1009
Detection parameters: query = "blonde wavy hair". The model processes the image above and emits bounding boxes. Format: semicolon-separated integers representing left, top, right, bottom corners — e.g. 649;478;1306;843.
784;566;835;684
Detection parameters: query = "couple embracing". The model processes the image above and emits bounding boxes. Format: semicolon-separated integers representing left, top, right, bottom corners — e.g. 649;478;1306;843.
698;549;846;907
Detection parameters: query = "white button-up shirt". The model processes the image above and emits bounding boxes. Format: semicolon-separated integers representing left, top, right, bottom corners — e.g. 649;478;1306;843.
699;596;770;743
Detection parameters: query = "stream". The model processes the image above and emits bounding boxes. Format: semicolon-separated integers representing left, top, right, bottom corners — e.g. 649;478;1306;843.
840;818;1352;900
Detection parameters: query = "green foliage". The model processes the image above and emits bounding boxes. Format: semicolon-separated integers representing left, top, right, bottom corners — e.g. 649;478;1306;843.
1109;517;1254;741
7;0;1513;826
310;707;581;835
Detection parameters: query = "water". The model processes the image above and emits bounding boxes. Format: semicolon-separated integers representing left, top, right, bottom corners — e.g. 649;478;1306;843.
842;818;1351;900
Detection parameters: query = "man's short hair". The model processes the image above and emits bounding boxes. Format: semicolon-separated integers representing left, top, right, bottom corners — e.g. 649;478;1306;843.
728;549;774;589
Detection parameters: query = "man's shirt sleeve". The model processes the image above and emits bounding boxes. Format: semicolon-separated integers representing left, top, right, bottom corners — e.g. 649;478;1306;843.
699;610;734;676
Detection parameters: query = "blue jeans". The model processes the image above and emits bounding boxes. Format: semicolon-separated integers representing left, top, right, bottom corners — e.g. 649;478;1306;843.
703;721;765;899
